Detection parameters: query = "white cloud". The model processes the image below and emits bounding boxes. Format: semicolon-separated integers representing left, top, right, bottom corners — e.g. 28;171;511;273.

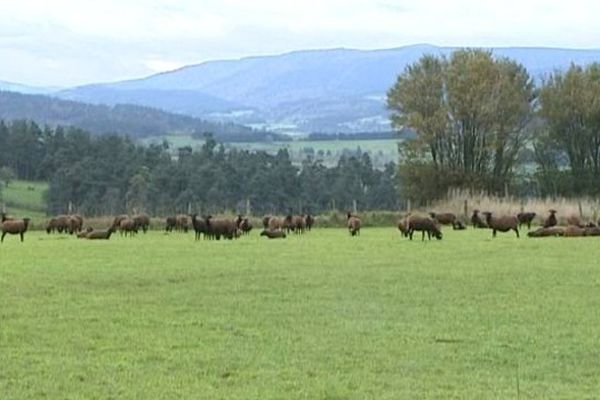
1;0;599;86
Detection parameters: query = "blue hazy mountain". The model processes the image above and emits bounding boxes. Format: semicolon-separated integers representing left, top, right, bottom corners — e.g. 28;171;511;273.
54;44;600;135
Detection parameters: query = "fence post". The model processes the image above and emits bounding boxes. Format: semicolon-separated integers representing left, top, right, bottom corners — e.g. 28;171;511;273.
187;202;192;215
352;200;357;214
578;201;584;218
246;199;251;216
463;199;468;219
68;201;73;214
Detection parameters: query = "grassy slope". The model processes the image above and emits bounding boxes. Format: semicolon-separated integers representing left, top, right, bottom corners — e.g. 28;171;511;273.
1;180;47;220
1;228;599;399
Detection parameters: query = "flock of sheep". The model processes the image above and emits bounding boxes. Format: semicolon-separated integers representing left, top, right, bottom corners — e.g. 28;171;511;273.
2;208;599;243
393;209;600;241
0;212;316;242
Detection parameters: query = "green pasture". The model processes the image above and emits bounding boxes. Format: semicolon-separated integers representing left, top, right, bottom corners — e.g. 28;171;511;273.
1;228;599;399
141;135;399;159
0;180;47;221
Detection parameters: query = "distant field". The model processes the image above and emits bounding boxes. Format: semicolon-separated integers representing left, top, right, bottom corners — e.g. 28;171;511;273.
1;179;47;220
140;135;400;167
1;228;599;398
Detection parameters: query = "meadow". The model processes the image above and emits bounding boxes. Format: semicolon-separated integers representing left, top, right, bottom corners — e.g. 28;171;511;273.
1;227;599;399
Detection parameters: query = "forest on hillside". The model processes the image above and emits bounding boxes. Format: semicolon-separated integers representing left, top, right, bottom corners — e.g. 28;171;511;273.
0;121;397;215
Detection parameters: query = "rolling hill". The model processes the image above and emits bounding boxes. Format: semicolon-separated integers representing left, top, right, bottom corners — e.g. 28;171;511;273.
54;44;600;135
0;91;279;142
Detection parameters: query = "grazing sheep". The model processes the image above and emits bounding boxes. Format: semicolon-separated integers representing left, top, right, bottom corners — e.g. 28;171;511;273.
1;218;31;243
68;214;84;234
305;214;315;231
517;212;537;229
191;213;208;240
284;215;306;234
543;210;558;228
397;219;409;237
133;213;150;233
408;216;442;241
112;214;128;230
204;216;238;240
347;212;361;236
482;212;519;238
429;212;456;225
85;226;115;240
235;215;253;235
165;216;177;232
260;229;286;239
471;209;488;228
46;215;70;234
527;226;565;237
262;216;271;229
119;218;138;237
176;214;190;232
268;217;285;231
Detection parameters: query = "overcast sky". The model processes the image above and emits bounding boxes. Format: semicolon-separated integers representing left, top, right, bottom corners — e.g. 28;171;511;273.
2;0;600;87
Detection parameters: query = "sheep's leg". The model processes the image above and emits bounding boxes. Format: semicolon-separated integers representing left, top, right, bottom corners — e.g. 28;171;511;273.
493;229;497;238
421;230;425;241
515;228;520;238
1;232;5;243
20;232;24;242
409;230;413;240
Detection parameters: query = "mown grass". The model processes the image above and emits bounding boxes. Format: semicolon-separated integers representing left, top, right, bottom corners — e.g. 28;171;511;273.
1;228;599;399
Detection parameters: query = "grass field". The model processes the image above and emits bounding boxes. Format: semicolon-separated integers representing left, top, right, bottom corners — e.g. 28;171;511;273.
1;180;47;221
1;228;599;399
140;135;400;167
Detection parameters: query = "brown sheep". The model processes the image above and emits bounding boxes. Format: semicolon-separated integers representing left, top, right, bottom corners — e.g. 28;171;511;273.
527;226;565;237
133;213;150;233
260;229;286;239
347;212;361;236
408;216;442;241
268;217;285;231
563;225;587;237
397;220;409;237
471;209;488;228
46;214;70;234
517;212;537;229
235;215;252;235
68;214;84;234
112;214;128;230
176;214;190;232
429;212;456;225
305;214;315;231
165;216;177;232
1;218;31;243
284;215;306;234
77;227;94;238
191;214;208;240
543;209;558;228
482;212;519;238
204;216;238;240
85;226;115;240
119;218;138;236
262;216;271;229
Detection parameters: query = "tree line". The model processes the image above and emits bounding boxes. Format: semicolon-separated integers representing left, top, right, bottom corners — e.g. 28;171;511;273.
0;120;398;216
388;49;600;203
